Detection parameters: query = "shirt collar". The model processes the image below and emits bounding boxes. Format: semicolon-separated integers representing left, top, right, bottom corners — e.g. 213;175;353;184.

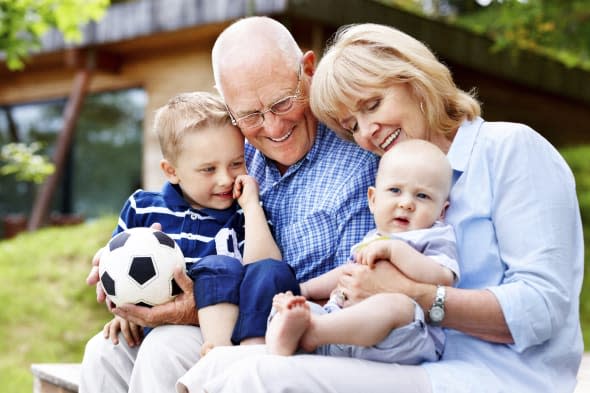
447;116;484;174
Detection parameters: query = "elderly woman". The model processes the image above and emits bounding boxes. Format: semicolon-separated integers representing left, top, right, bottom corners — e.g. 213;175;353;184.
177;23;583;393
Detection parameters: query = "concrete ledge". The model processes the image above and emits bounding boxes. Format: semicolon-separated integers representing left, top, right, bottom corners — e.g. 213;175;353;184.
31;363;79;393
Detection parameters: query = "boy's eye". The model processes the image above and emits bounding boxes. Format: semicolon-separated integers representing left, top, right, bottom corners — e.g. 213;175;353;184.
389;187;401;194
200;167;215;173
231;160;245;168
416;192;430;200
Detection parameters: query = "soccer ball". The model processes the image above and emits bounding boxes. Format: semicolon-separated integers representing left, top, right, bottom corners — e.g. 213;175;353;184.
99;227;186;307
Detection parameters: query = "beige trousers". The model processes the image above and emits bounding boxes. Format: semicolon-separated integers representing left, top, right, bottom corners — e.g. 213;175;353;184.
80;324;203;393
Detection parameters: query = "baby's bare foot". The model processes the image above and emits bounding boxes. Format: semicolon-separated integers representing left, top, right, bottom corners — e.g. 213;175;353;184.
266;293;310;356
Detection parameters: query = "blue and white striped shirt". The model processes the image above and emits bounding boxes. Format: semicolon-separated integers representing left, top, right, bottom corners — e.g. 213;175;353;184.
245;123;379;282
114;182;246;270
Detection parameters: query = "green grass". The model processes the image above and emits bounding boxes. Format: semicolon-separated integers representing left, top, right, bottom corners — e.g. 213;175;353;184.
0;216;115;392
1;145;589;393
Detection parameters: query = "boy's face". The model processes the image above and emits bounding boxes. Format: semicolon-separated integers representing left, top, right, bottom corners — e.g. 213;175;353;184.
368;152;449;234
163;124;246;210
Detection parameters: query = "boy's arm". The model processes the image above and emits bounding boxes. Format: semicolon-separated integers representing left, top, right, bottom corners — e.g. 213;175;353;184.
234;175;282;264
355;239;454;286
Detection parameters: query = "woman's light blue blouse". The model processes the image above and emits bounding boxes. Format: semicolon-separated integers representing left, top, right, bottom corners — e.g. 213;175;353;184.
423;117;584;393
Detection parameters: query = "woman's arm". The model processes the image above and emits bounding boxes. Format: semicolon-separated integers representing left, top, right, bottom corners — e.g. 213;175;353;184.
337;262;513;343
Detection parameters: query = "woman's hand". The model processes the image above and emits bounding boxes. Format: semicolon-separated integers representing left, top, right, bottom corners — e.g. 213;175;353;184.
112;265;198;327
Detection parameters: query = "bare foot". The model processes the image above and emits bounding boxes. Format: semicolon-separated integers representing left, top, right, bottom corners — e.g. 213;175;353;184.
266;292;310;356
200;341;215;358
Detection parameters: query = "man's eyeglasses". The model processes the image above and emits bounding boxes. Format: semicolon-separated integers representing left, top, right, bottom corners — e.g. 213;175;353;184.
228;63;303;130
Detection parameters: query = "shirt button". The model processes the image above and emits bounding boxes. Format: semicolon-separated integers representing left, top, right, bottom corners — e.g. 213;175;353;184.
191;213;198;220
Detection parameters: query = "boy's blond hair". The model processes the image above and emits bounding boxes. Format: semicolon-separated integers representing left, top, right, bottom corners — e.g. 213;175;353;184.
154;92;232;163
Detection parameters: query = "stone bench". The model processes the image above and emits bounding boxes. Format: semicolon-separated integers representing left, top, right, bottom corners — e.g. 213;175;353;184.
31;354;590;393
31;363;79;393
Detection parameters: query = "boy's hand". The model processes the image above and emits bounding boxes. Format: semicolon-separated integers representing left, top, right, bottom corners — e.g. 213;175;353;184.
103;315;143;347
233;174;260;210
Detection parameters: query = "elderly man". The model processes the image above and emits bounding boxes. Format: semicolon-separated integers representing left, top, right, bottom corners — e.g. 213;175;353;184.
79;16;378;393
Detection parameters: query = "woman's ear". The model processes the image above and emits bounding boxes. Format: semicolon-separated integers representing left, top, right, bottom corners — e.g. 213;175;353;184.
160;159;179;184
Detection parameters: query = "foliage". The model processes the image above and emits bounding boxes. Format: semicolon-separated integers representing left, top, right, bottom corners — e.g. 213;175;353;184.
455;0;590;70
0;0;110;70
376;0;590;70
0;215;115;392
560;145;590;347
0;142;55;183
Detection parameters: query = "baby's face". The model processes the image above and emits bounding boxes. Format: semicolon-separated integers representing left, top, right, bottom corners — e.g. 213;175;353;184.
368;152;449;234
173;124;246;210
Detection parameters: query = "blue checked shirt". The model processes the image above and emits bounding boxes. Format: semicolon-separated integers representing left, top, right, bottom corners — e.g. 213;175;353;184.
245;123;379;282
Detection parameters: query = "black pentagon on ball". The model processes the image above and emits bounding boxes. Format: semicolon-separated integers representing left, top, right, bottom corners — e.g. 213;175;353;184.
153;230;176;249
129;256;158;285
101;271;116;296
171;278;182;296
109;231;131;251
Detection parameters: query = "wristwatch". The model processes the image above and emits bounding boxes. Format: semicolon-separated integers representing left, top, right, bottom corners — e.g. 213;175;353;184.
428;285;446;326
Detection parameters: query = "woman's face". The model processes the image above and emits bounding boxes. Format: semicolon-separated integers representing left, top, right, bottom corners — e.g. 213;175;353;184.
338;84;428;157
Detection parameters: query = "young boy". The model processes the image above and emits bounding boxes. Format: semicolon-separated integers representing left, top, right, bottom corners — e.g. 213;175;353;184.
103;92;298;355
266;139;459;364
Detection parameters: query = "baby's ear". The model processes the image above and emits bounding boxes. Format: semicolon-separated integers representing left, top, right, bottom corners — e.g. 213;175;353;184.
439;200;450;220
160;159;179;183
367;186;377;214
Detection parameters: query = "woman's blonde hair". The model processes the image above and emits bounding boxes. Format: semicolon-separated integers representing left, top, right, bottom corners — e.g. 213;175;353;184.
154;91;232;163
310;23;481;141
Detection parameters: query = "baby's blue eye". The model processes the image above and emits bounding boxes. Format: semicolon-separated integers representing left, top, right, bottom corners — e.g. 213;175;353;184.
389;187;401;194
417;193;430;200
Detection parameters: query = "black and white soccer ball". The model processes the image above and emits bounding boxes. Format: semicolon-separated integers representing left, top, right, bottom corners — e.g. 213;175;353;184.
99;227;186;307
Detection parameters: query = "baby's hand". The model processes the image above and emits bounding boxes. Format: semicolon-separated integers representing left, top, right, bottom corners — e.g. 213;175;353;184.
233;175;260;210
354;239;394;268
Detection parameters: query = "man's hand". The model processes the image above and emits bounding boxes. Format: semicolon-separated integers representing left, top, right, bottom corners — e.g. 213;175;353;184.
112;265;198;327
103;315;143;347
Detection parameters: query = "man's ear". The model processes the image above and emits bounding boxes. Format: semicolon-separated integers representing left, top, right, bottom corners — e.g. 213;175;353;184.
160;159;179;184
439;200;450;220
367;186;377;214
302;50;316;77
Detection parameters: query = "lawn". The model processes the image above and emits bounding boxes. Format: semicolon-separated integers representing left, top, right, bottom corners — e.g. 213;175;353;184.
0;215;114;393
0;145;589;393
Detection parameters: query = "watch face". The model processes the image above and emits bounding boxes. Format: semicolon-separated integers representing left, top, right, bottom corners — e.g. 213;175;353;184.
430;306;444;323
